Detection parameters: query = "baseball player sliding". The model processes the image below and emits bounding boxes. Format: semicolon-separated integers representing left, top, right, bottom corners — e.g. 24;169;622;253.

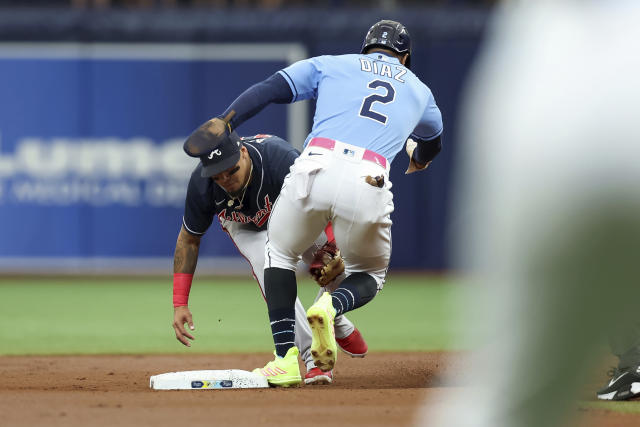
172;132;368;385
187;19;443;387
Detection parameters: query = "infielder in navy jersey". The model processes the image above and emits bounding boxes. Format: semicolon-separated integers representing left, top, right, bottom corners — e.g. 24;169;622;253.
172;132;369;385
188;20;443;387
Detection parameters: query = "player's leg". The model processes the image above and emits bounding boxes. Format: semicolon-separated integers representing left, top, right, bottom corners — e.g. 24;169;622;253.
301;235;354;336
598;322;640;400
304;156;392;370
302;240;368;357
317;278;354;337
608;324;640;372
323;230;390;321
263;169;331;360
317;159;393;317
313;283;369;357
221;221;315;372
306;255;369;357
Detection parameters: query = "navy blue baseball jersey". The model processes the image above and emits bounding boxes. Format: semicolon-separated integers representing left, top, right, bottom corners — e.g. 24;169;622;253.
182;135;299;234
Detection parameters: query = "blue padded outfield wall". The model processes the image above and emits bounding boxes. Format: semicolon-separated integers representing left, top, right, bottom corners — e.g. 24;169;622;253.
0;9;484;272
0;44;311;272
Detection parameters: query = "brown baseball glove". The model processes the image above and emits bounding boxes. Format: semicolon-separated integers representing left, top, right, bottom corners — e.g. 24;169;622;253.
309;240;345;286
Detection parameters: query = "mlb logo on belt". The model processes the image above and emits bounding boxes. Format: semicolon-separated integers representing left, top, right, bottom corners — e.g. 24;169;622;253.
343;148;355;157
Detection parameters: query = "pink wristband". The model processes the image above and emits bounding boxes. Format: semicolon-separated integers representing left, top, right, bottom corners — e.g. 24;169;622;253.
173;273;193;307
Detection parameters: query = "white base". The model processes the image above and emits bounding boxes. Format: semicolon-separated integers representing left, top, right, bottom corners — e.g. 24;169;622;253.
150;369;268;390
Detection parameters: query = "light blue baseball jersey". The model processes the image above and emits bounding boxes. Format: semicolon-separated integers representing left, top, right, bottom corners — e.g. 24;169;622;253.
278;52;443;163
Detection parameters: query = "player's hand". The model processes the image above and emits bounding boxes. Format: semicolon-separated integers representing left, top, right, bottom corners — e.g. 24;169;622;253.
183;111;236;157
172;306;195;347
201;111;236;139
202;117;228;138
405;138;431;174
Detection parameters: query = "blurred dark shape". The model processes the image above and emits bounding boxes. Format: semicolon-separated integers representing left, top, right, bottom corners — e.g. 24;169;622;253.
0;0;499;9
0;4;489;46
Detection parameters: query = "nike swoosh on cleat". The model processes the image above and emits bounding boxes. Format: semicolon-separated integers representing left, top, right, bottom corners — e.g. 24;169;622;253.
308;152;323;156
610;372;628;386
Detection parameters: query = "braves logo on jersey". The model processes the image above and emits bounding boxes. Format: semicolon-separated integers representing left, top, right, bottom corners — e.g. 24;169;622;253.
217;194;273;227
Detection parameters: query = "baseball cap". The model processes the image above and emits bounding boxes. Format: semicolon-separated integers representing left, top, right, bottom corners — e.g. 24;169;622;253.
183;120;242;177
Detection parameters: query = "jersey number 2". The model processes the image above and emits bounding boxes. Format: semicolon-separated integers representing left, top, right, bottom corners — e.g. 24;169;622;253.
359;80;395;124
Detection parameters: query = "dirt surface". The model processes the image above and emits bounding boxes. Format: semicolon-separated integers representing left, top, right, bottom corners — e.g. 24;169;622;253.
0;352;636;427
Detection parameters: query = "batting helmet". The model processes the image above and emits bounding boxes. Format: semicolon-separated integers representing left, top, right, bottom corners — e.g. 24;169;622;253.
361;20;412;69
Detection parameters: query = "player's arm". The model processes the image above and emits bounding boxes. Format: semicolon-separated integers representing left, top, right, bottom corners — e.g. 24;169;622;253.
206;58;320;134
172;225;202;347
219;73;294;131
406;133;442;171
171;172;213;347
406;90;444;174
188;73;294;144
174;224;201;275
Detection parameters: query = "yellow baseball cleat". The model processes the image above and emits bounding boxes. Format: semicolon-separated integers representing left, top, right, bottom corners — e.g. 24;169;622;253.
306;292;338;371
252;346;302;387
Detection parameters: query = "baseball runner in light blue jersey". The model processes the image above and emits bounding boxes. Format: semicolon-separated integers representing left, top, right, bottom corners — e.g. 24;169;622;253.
279;51;442;162
195;20;443;387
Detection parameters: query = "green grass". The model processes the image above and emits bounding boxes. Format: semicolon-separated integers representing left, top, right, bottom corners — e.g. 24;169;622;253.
579;401;640;414
0;274;461;355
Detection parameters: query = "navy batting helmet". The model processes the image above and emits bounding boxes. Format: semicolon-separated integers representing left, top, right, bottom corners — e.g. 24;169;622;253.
361;20;411;69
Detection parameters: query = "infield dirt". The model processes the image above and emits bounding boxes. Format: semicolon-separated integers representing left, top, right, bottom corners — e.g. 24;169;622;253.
0;352;636;427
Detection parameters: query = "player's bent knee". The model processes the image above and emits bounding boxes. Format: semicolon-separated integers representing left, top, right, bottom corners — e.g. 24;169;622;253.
344;272;379;306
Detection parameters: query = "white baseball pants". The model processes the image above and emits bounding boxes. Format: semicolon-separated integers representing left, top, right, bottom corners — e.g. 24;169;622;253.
265;138;393;290
221;219;355;370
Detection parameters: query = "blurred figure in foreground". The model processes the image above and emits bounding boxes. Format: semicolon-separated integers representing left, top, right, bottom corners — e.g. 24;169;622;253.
419;0;640;426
